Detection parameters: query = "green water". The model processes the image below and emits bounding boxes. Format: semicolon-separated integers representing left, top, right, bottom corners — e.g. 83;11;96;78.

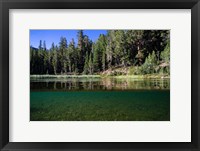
30;82;170;121
30;78;170;121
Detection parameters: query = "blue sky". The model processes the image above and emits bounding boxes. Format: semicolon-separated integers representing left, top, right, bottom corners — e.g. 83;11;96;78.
30;30;107;49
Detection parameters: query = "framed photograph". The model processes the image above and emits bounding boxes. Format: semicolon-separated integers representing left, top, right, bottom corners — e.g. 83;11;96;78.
0;0;199;150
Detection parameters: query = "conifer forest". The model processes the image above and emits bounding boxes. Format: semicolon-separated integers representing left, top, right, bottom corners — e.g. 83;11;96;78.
30;30;170;76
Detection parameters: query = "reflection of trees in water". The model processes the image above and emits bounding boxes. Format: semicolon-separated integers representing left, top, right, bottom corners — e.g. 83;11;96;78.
121;78;168;90
31;78;170;91
53;82;57;90
100;78;169;90
46;82;48;88
101;78;114;90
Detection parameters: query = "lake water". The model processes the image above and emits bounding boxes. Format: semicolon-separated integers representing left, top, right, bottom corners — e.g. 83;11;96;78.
30;77;170;121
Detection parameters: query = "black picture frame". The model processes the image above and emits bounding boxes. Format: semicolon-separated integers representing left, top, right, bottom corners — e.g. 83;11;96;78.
0;0;199;150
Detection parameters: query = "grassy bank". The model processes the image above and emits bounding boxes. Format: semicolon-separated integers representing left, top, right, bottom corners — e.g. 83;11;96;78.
112;74;170;79
31;65;170;79
30;74;101;79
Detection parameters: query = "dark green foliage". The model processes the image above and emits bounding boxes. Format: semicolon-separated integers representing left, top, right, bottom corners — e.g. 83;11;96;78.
83;52;89;74
140;51;158;74
58;37;67;74
160;40;170;75
161;40;170;63
93;34;107;72
51;43;57;75
30;30;170;75
88;53;93;74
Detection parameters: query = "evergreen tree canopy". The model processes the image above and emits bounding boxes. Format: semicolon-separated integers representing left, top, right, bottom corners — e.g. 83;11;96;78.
30;30;170;75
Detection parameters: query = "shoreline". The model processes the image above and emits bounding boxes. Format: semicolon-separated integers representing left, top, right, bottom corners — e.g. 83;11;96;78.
30;74;170;79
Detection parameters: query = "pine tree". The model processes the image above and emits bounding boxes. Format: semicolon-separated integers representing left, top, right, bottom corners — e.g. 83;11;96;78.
141;51;157;74
93;43;99;72
30;46;37;74
83;52;89;74
68;38;76;73
38;40;44;74
160;40;170;63
59;37;68;74
88;52;93;74
48;47;52;74
102;51;106;71
43;41;46;51
43;41;49;74
51;43;57;75
39;40;42;50
114;30;128;66
106;30;115;68
93;34;107;72
77;30;84;72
